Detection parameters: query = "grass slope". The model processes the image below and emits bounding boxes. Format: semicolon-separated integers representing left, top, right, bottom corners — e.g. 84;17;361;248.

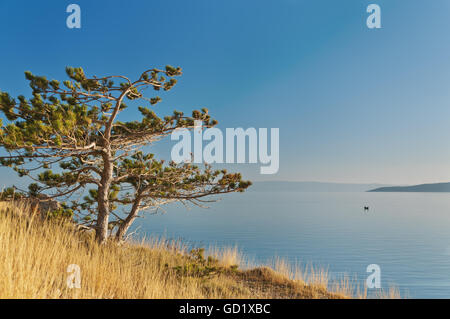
0;202;397;299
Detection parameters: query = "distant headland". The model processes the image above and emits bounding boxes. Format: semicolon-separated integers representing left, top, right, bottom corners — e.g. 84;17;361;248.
369;182;450;193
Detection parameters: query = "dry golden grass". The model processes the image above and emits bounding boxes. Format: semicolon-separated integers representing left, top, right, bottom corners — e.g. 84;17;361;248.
0;201;399;299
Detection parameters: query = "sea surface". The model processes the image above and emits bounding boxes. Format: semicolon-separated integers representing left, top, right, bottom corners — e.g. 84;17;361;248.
132;190;450;298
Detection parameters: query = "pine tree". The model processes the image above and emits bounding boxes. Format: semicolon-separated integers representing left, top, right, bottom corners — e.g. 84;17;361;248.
0;66;251;243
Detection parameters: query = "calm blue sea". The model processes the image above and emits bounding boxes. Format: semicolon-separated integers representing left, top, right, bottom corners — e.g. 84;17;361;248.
132;190;450;298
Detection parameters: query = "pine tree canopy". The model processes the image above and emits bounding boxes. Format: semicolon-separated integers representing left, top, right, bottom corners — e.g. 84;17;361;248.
0;66;251;243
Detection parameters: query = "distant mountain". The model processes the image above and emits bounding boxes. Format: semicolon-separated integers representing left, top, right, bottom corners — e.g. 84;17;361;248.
369;182;450;193
251;181;389;192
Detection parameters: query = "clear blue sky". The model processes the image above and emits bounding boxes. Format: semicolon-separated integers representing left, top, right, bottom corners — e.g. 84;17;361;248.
0;0;450;185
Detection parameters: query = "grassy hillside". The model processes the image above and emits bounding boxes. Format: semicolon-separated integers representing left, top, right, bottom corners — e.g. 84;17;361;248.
0;201;397;299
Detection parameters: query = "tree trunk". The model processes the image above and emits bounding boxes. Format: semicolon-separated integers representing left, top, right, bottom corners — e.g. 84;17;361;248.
115;197;141;241
94;91;129;244
96;204;109;244
95;150;113;244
